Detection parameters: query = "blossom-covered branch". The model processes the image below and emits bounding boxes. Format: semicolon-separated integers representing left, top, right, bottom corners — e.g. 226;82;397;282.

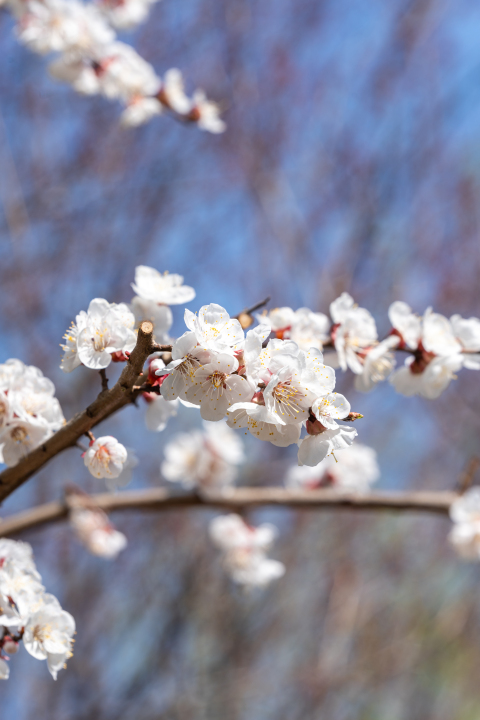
0;488;458;538
1;0;226;130
0;320;156;503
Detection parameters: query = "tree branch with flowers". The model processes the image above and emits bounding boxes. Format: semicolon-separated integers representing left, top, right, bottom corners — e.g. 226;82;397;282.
0;263;480;680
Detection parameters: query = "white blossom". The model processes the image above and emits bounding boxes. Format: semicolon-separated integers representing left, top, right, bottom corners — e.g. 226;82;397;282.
390;354;463;400
84;436;128;479
62;298;136;371
158;331;211;401
120;97;161;127
227;402;301;446
17;0;114;55
23;603;75;680
99;0;160;30
0;540;74;680
449;488;480;560
451;314;480;370
354;336;398;392
70;506;127;558
388;301;422;349
185;353;252;421
158;69;192;114
132;266;195;305
130;296;172;342
286;443;379;492
0;418;51;467
161;421;244;490
184;303;244;354
311;392;350;430
191;90;226;133
330;293;377;374
298;425;357;467
209;514;285;588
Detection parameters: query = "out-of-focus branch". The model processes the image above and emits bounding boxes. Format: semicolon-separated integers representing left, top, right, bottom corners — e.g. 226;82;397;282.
0;321;156;504
0;488;457;537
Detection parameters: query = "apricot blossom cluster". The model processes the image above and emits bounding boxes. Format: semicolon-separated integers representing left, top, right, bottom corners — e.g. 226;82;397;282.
1;0;226;129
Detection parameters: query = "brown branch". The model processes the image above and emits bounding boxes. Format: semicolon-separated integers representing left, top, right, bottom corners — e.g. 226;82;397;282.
99;368;109;392
0;321;156;504
0;488;458;537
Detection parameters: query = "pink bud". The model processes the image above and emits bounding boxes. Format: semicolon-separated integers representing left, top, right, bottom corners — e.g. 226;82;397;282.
251;391;265;406
3;638;18;655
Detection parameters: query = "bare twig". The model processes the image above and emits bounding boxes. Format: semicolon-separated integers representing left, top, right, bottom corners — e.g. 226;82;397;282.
99;368;109;392
234;296;271;319
0;488;458;537
0;321;156;504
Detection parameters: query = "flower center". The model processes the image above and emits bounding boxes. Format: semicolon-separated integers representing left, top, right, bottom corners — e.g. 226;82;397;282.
10;427;27;443
210;371;226;389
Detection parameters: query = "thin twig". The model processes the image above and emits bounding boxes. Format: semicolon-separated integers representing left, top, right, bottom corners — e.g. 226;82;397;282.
99;368;109;392
0;488;458;538
234;296;271;320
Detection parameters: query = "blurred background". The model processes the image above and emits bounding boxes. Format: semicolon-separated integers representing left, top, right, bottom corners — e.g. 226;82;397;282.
1;0;480;717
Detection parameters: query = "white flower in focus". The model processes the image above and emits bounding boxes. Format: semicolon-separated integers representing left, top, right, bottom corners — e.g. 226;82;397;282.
130;296;172;342
120;97;161;127
185;353;253;421
158;331;211;401
227;402;301;447
449;488;480;560
184;303;244;354
286;443;379;492
70;507;127;558
298;425;357;467
209;514;285;588
73;298;136;370
23;604;75;680
132;266;195;305
191;90;226;133
84;436;128;479
158;69;192;114
311;392;350;429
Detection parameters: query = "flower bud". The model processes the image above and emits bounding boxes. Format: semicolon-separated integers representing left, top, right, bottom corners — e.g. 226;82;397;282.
251;391;265;406
3;638;18;655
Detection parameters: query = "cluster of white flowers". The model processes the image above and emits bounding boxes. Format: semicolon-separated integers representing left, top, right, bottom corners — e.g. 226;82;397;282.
68;490;127;558
161;421;244;490
155;303;356;467
209;514;285;589
285;443;380;493
0;538;75;680
3;0;226;130
0;359;65;467
449;488;480;560
267;293;480;399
